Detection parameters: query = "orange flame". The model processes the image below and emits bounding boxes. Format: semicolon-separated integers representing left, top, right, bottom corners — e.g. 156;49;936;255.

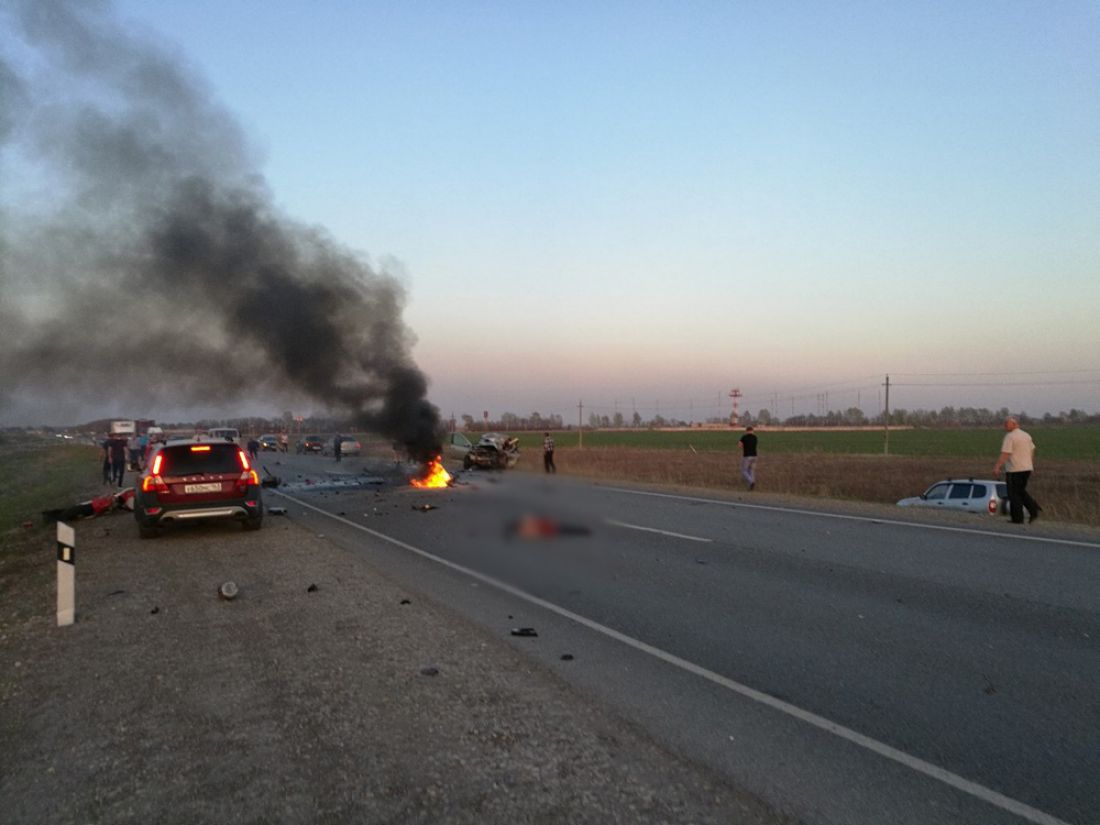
410;456;452;488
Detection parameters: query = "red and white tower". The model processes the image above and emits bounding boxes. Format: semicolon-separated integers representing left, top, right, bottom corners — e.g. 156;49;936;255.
729;388;742;426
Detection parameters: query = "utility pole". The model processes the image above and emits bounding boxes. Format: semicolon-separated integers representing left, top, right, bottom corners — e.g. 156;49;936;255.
578;400;583;449
883;374;891;455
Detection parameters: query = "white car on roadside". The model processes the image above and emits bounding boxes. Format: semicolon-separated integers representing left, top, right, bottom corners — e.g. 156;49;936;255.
897;478;1009;516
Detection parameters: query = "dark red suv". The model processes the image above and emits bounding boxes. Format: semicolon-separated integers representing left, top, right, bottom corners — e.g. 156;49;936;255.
134;439;263;538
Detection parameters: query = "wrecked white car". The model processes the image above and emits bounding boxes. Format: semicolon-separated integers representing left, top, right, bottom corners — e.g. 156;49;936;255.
463;432;520;470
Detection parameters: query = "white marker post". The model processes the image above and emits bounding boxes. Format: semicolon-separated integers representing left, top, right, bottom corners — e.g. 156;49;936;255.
56;522;75;627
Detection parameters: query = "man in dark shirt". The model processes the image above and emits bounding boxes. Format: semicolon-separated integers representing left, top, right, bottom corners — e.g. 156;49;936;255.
543;432;556;474
107;435;128;488
738;426;758;491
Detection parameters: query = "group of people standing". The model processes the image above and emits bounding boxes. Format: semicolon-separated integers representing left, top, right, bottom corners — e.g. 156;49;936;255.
100;431;164;488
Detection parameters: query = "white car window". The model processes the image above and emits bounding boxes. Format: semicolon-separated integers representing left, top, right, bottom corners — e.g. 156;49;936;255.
948;484;973;500
924;484;950;501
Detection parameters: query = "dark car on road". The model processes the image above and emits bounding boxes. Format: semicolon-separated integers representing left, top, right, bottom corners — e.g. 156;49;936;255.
297;435;325;454
134;438;263;538
258;434;280;451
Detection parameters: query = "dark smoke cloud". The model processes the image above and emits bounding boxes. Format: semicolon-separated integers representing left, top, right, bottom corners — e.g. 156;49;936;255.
0;0;441;458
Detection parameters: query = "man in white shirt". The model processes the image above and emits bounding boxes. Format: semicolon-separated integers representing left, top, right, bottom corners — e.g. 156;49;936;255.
993;416;1041;524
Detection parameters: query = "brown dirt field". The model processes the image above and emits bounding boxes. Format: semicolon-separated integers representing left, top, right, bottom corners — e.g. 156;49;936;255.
513;448;1100;526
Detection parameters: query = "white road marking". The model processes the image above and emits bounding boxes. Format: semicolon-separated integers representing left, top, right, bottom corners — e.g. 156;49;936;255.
273;488;1073;825
605;518;712;543
604;487;1100;549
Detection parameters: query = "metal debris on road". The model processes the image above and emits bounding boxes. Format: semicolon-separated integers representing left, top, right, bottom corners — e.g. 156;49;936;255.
560;654;575;661
218;581;239;600
412;503;438;512
307;583;318;593
419;666;440;677
510;627;538;637
268;506;287;515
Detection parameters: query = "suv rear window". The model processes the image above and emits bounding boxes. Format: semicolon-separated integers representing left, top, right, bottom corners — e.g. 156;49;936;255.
161;444;242;475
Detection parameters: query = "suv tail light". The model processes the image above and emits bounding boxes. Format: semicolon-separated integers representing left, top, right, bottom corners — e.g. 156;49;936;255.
143;452;169;493
235;468;260;492
988;497;997;515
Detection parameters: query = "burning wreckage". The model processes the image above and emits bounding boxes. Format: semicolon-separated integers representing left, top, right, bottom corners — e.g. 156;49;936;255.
462;433;520;471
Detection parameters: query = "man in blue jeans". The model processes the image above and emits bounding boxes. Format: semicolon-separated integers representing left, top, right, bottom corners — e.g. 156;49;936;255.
738;426;758;491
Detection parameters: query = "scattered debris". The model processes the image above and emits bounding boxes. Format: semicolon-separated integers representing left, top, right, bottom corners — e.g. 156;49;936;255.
400;598;411;605
218;582;239;601
107;589;126;597
21;520;33;529
510;627;538;638
412;504;438;512
694;558;708;565
307;583;318;593
420;666;440;677
260;467;281;488
268;506;287;516
150;606;160;615
560;654;575;661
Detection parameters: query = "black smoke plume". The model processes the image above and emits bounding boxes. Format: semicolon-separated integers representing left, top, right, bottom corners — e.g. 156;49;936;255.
0;0;441;460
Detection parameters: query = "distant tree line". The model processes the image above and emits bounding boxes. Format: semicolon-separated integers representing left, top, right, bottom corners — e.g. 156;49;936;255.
17;405;1100;438
461;405;1100;431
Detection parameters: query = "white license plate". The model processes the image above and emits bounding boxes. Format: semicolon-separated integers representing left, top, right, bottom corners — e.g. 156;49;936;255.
184;482;222;494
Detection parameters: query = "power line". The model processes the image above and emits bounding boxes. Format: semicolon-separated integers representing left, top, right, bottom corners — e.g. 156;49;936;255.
891;369;1100;377
893;380;1098;388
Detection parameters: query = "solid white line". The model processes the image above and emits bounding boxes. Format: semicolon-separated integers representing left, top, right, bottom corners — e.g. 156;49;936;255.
605;518;712;543
273;489;1072;825
603;487;1100;549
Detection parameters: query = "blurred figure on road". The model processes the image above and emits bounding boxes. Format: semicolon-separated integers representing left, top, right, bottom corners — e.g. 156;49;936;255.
739;426;758;491
994;416;1041;524
543;432;556;473
279;432;288;453
334;434;343;462
247;437;260;461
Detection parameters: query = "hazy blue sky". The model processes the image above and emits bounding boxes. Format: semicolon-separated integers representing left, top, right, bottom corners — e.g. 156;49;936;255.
12;1;1100;422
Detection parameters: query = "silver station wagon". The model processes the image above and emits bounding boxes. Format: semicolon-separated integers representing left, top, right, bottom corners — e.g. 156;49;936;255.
897;478;1009;516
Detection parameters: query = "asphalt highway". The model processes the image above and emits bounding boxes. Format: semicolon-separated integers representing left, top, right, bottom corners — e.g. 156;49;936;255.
263;451;1100;825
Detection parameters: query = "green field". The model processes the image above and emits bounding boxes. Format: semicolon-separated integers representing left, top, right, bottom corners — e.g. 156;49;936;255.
0;439;103;533
513;426;1100;460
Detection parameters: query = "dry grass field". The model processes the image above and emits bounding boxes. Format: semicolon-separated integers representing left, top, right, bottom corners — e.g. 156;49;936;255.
515;446;1100;526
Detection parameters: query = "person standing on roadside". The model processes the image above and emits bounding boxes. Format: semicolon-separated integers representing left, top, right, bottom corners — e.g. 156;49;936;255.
108;433;128;488
333;434;343;462
100;433;112;485
279;432;288;453
994;416;1041;524
247;436;260;461
543;432;556;473
738;425;758;491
